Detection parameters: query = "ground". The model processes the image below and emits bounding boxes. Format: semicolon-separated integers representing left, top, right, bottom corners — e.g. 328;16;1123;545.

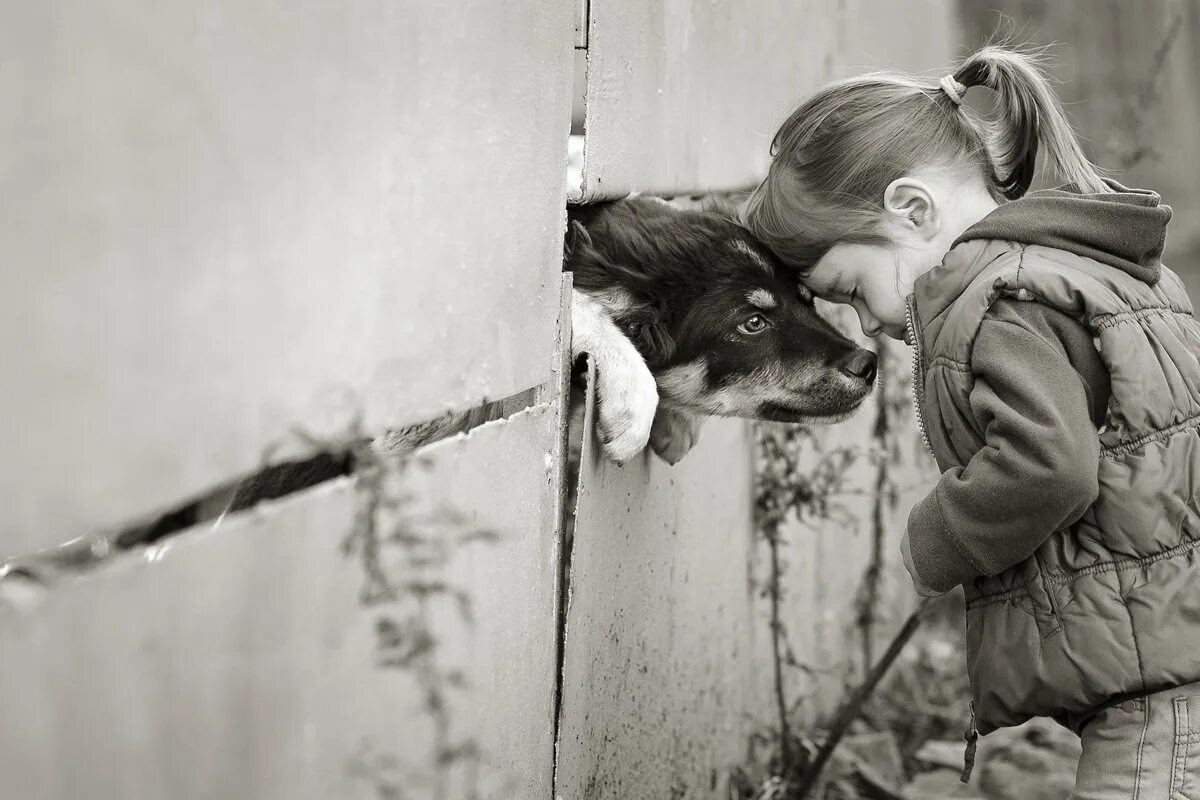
734;591;1083;800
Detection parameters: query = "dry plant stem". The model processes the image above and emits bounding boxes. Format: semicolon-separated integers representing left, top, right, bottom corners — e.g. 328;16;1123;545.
792;596;934;799
754;424;860;776
857;346;891;670
767;525;793;771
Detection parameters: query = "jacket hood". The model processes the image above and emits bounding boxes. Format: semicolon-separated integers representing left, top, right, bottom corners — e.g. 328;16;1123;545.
953;180;1172;285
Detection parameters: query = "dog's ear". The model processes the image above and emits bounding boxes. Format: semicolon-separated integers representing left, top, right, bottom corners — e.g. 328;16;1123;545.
636;318;676;366
621;306;675;367
563;219;593;266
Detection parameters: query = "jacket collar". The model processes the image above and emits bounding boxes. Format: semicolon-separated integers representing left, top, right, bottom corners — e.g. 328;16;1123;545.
910;239;1009;335
909;180;1172;335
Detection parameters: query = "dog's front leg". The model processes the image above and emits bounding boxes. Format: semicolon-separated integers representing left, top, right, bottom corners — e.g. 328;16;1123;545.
571;289;658;464
649;407;704;465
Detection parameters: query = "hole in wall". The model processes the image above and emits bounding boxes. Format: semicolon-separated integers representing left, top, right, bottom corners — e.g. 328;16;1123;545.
566;45;588;200
571;48;586;136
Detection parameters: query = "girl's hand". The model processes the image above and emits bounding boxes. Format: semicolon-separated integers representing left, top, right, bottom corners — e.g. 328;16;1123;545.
901;531;944;598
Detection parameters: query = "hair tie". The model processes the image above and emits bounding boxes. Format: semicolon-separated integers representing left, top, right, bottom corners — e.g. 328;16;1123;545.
939;74;966;106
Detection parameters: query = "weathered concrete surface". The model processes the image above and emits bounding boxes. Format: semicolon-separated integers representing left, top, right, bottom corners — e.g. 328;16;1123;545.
0;403;564;800
577;0;955;199
556;370;761;800
753;313;938;725
0;2;574;555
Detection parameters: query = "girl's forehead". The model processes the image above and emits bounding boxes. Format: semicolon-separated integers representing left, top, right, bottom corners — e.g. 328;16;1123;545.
820;242;896;274
807;244;869;289
805;243;899;301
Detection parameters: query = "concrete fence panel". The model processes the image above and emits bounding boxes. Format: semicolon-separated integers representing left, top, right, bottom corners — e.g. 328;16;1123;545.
0;1;574;556
574;0;955;199
556;371;762;799
0;399;566;800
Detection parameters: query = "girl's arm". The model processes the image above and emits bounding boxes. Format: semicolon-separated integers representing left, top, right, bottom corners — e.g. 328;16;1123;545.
905;308;1102;594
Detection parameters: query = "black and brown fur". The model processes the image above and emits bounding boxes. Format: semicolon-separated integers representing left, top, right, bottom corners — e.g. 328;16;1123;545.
565;195;876;426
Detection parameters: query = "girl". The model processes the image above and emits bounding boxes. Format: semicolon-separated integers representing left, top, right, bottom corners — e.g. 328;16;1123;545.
742;45;1200;798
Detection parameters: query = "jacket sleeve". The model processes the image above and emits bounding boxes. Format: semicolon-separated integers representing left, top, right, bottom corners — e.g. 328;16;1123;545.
905;315;1102;593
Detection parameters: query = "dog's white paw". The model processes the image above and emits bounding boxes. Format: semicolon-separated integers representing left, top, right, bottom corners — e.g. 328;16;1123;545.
649;408;704;465
571;287;658;465
595;358;658;465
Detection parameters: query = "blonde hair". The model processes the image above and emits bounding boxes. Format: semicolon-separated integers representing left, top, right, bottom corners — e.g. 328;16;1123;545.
743;46;1109;272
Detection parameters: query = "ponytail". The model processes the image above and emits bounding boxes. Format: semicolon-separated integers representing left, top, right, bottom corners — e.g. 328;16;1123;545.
950;46;1110;197
744;44;1110;273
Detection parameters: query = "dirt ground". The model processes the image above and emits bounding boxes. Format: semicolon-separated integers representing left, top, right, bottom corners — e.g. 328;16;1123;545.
733;591;1084;800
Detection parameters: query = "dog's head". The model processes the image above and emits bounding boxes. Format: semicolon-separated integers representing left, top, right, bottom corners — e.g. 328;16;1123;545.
566;196;876;423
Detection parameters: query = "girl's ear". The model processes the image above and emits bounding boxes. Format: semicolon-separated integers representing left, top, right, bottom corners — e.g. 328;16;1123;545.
883;178;940;240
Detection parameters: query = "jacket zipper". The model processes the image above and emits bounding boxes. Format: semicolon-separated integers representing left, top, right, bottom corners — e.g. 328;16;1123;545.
906;296;933;455
906;297;975;781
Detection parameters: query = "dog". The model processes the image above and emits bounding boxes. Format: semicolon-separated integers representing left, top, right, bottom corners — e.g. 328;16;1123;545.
565;195;877;464
220;195;877;514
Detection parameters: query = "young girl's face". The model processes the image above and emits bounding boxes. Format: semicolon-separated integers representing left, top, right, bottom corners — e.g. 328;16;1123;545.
800;175;999;341
804;242;923;341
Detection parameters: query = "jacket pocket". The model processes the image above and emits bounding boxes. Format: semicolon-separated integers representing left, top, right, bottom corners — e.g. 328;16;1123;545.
1025;559;1061;640
965;563;1058;638
1170;695;1200;800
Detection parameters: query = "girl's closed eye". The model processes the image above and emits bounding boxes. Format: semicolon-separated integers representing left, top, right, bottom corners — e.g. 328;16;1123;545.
825;280;852;303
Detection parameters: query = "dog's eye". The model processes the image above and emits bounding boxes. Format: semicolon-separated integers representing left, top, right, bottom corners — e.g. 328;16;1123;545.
737;314;769;335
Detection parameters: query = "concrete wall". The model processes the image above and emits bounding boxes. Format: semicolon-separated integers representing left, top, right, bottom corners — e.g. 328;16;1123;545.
0;2;950;797
0;2;574;798
575;0;956;199
0;405;567;799
0;1;573;554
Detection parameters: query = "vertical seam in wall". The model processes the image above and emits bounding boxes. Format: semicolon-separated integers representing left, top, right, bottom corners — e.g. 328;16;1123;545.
550;273;575;799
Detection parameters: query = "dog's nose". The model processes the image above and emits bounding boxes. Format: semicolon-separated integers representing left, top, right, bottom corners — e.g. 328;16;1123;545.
839;349;877;384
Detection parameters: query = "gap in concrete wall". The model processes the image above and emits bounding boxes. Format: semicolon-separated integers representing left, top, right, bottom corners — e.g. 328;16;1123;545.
567;38;588;200
0;387;542;595
551;367;587;787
